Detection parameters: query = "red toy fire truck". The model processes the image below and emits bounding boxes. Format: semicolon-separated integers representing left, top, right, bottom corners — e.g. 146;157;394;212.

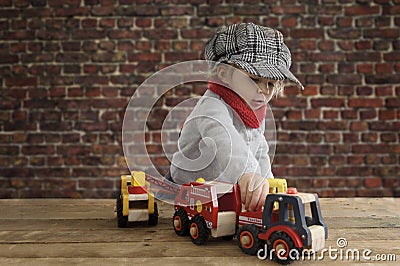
172;179;328;264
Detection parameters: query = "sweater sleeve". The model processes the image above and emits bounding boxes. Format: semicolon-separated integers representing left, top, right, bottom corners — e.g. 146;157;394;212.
194;96;261;183
254;121;274;179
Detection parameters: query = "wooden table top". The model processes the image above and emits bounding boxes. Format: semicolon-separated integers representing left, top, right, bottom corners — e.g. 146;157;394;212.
0;198;399;265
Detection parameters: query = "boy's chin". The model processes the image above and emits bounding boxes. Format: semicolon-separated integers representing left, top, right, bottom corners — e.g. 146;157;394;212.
251;102;267;110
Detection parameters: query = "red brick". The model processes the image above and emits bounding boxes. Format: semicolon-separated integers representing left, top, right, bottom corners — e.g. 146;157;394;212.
5;77;37;87
348;98;383;108
383;177;399;188
281;17;298;27
309;5;342;15
360;110;377;120
319;85;335;95
312;178;329;188
364;177;382;188
386;98;400;108
291;29;324;38
318;63;335;73
375;63;393;74
355;40;372;50
382;5;400;15
352;144;391;154
345;178;361;188
356;86;373;96
310;52;345;61
375;86;393;96
347;155;363;165
301;86;318;96
338;166;373;177
381;133;397;143
181;29;213;39
338;62;355;73
329;178;346;188
135;18;151;27
364;28;399;39
323;110;338;119
345;6;380;16
161;6;194;16
384;52;400;62
379;110;395;120
337;17;353;27
311;98;345;108
304;109;321;119
328;29;361;39
327;74;362;85
337;41;353;51
362;133;378;143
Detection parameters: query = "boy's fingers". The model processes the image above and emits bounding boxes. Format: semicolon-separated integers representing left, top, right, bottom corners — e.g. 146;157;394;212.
245;193;252;210
248;186;262;211
239;177;248;205
256;182;269;211
248;175;265;192
239;174;270;211
241;191;246;206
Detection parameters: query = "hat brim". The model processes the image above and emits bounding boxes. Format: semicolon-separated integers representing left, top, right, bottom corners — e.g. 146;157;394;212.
229;60;304;90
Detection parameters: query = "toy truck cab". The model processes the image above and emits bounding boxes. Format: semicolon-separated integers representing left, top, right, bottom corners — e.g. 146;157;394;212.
238;187;328;264
116;171;158;227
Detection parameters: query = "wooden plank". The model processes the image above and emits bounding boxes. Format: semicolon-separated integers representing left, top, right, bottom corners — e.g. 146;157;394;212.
319;198;400;218
0;257;396;266
0;242;398;261
1;198;399;219
0;216;398;232
0;227;399;244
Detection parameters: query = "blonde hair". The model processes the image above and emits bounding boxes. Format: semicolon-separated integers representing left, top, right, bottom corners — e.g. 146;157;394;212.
208;62;286;98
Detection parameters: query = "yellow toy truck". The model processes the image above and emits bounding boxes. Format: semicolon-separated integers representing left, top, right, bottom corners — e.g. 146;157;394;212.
116;171;158;227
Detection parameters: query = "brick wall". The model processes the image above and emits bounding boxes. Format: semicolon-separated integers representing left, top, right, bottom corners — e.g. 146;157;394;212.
0;0;399;198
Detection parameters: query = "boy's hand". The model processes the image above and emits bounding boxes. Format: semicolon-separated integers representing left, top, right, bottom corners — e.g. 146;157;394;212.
238;173;269;211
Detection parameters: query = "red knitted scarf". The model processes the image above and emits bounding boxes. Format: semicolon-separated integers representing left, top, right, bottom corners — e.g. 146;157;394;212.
207;81;267;128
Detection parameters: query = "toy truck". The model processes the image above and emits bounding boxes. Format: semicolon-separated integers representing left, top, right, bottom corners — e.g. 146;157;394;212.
116;171;158;227
172;179;327;264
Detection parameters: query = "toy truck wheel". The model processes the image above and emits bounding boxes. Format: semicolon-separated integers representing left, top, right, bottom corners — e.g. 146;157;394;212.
116;194;128;228
237;225;262;255
268;232;299;265
173;208;189;236
189;215;209;245
148;202;158;226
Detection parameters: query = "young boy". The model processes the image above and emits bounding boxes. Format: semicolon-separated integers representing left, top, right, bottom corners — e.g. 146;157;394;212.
169;23;303;211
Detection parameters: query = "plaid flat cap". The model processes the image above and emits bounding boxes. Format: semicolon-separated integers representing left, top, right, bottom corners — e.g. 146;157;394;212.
204;23;304;89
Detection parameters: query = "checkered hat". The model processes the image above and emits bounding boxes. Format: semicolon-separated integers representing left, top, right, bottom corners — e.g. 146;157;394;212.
204;23;304;89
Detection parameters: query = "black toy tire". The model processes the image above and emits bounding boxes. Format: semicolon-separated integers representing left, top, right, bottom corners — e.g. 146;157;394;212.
268;232;299;265
237;224;262;255
172;208;189;236
148;202;159;226
116;194;128;228
189;215;209;245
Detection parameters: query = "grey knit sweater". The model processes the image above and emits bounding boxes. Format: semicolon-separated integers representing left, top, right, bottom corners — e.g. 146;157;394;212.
170;90;274;184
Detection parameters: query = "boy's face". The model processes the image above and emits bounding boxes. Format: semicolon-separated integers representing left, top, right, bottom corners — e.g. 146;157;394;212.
218;65;278;110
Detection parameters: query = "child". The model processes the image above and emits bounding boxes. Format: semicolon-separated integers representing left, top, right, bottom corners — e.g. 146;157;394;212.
169;23;303;211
